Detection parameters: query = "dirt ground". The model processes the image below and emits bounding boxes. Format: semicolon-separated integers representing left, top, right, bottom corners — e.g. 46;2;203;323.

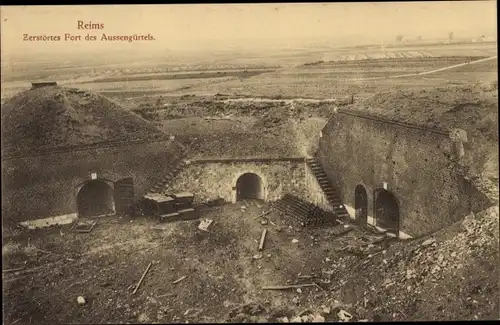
2;201;373;324
5;199;497;324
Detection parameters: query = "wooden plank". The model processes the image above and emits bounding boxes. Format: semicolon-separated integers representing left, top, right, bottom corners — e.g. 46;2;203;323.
132;262;153;295
261;284;317;290
253;210;272;220
172;275;187;284
2;265;26;273
88;220;98;232
258;229;267;251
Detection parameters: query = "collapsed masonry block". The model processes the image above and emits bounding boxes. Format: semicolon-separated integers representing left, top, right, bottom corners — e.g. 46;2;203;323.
173;192;195;210
142;193;176;216
159;212;181;223
178;208;198;221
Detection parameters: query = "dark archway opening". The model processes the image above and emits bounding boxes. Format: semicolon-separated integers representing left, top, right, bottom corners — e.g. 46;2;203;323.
236;173;263;201
354;184;368;224
77;180;115;217
374;189;400;235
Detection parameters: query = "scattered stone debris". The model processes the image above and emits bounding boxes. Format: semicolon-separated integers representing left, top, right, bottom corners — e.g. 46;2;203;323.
252;253;263;260
421;238;436;247
312;314;325;322
330;224;355;237
227;302;269;323
332;227;390;257
198;219;213;231
336;205;499;321
337;309;353;322
287;310;328;323
278;316;290;323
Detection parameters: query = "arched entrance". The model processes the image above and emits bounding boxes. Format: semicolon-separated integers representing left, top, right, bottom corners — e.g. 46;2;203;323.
354;184;368;224
77;180;115;217
374;189;400;235
235;173;264;201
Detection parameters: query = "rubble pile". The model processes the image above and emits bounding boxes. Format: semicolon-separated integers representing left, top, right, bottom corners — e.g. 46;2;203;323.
226;302;271;323
225;205;499;322
225;300;361;323
338;205;499;321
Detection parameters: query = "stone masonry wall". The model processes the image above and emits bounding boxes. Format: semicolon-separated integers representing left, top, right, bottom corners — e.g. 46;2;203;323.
165;161;308;203
317;111;491;237
1;139;184;224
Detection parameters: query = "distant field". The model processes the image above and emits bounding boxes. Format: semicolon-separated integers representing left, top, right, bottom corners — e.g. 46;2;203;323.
0;50;281;83
66;77;235;94
319;42;497;62
183;56;498;99
1;42;497;102
302;56;482;69
288;57;483;79
91;69;274;83
3;56;496;103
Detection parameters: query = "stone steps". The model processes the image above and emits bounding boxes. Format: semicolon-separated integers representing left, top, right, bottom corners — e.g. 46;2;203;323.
306;156;350;220
147;159;188;195
147;141;194;195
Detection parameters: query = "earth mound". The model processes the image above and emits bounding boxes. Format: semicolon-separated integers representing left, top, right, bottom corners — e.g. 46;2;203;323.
352;82;498;140
1;86;166;156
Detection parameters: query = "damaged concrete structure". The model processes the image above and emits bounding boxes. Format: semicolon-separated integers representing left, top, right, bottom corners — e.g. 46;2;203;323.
2;85;492;238
316;108;492;237
1;86;186;228
162;158;307;203
31;81;58;89
2;138;186;228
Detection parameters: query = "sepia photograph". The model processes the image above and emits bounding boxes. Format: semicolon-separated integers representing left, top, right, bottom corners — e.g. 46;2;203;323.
1;1;498;323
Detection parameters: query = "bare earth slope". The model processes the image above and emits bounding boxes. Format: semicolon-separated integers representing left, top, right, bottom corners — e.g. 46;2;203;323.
352;81;498;135
1;86;166;156
338;205;499;322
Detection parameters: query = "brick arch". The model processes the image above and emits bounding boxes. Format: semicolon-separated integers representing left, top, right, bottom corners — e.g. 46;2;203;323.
354;184;368;224
231;170;268;203
75;179;116;217
373;188;400;235
75;178;115;197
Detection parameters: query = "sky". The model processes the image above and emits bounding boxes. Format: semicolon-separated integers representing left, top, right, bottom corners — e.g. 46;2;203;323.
0;2;497;58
